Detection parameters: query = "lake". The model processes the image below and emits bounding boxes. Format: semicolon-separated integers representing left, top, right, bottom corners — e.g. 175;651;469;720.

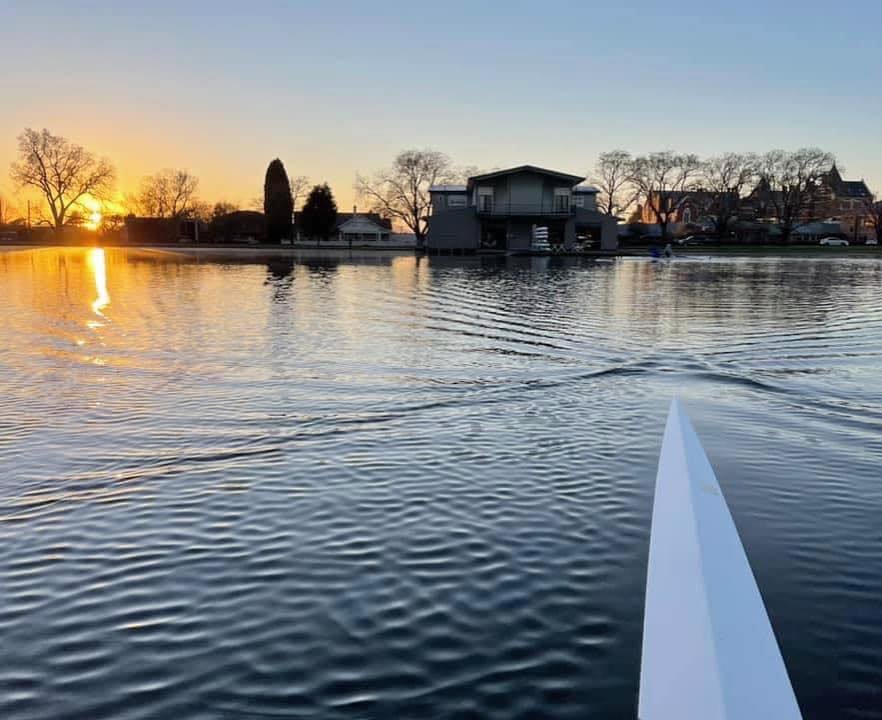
1;247;881;719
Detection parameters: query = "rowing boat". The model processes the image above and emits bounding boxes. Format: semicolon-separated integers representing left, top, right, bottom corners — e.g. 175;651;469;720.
639;399;802;719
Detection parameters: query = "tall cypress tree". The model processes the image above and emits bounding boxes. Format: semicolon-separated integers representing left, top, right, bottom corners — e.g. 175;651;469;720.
301;184;338;243
263;158;293;243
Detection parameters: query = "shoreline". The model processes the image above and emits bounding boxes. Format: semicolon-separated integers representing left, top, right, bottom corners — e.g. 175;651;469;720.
2;242;880;259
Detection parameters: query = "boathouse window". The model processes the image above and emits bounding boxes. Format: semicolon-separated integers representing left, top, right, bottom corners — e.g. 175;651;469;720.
554;188;570;212
478;187;494;212
448;195;467;208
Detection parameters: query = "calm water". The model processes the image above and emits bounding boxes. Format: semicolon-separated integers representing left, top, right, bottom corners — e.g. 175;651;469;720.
1;247;881;719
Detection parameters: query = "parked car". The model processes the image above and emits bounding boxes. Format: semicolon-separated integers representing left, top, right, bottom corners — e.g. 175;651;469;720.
866;238;878;245
819;237;849;246
677;235;710;246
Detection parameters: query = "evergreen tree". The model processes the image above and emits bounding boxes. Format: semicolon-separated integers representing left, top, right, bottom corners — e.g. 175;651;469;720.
301;184;338;243
263;158;293;243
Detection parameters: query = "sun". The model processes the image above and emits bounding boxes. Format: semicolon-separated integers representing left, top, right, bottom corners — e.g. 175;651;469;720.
86;210;103;231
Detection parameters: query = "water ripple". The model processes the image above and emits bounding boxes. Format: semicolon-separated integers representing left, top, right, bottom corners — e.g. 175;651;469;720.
1;249;881;718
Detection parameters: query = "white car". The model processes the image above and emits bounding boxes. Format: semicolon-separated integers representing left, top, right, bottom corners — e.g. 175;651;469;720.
819;237;849;246
676;235;709;246
867;239;878;245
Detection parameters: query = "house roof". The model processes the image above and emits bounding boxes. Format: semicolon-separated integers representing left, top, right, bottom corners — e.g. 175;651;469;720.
651;189;737;200
292;211;392;231
574;185;599;194
335;212;393;231
826;165;871;198
467;165;585;187
838;180;872;198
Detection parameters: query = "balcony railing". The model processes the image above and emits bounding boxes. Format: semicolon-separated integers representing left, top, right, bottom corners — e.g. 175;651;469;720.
476;201;574;216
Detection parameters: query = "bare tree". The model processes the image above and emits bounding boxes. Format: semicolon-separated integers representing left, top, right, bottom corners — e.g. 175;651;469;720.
356;149;455;247
629;151;702;241
0;193;23;224
699;153;759;239
289;175;310;211
98;212;127;236
757;148;834;244
210;201;239;221
250;175;309;214
456;165;495;182
591;150;636;217
133;169;200;218
191;201;215;223
9;128;115;236
64;209;88;227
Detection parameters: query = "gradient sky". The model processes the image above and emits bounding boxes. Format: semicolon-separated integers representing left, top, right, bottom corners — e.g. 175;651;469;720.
2;0;881;212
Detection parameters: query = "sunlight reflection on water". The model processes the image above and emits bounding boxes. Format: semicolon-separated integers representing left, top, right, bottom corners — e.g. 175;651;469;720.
88;247;110;319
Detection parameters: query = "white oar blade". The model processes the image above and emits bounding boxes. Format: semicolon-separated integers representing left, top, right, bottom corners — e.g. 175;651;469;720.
638;399;802;720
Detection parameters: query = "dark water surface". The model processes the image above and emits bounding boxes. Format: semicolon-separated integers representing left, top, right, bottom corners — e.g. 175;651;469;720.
1;247;881;719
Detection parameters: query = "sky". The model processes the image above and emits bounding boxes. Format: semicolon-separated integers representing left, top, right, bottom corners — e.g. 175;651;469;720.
1;0;881;213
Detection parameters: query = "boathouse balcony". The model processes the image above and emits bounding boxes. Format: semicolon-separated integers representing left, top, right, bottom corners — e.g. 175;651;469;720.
475;199;576;217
